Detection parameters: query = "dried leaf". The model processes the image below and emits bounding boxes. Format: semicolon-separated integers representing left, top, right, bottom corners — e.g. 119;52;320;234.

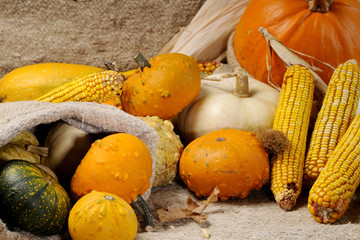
192;187;219;214
157;206;187;222
157;187;219;223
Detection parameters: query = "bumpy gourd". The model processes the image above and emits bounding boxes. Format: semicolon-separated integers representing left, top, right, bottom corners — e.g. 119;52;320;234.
0;160;71;235
179;128;269;201
68;190;138;240
70;133;153;204
121;53;201;120
138;116;183;187
0;130;42;163
0;63;102;101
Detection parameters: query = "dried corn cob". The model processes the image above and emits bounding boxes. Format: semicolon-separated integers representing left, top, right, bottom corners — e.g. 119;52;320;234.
271;65;315;210
308;113;360;223
36;70;125;103
304;60;360;186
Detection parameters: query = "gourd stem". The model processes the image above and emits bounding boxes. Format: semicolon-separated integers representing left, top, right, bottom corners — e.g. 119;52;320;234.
307;0;333;13
233;68;250;98
134;52;151;71
131;195;154;228
27;145;49;157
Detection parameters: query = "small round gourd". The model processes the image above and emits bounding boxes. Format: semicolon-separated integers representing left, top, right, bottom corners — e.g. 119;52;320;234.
70;133;153;204
68;190;138;240
121;53;201;120
0;160;71;235
179;129;269;201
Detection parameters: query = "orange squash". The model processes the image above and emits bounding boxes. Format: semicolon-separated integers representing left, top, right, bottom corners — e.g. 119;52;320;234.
120;53;201;120
70;133;152;204
233;0;360;87
179;128;269;201
0;63;103;101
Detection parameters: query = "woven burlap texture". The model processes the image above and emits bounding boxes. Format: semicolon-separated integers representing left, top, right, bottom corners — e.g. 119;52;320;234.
0;101;159;240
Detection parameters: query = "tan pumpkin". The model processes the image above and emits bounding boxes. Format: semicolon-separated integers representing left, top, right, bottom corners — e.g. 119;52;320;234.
177;71;280;143
68;190;137;240
179;128;269;201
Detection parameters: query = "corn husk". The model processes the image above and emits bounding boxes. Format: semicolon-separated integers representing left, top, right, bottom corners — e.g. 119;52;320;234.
158;0;249;62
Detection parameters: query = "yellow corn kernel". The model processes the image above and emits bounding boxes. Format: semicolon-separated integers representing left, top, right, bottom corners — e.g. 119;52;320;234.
304;60;360;186
308;113;360;223
271;65;315;211
36;70;125;103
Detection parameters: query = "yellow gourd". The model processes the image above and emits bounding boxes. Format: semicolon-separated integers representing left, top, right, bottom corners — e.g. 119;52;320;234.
0;63;102;101
68;190;137;240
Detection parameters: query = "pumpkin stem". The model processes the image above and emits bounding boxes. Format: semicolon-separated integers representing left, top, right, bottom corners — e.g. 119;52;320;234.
27;145;49;157
233;67;250;98
307;0;333;13
131;195;154;228
134;52;151;71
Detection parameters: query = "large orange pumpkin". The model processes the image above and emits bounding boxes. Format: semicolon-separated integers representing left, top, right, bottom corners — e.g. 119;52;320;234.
233;0;360;87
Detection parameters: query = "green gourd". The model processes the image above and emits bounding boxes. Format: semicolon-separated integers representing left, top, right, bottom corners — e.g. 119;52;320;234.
0;160;71;235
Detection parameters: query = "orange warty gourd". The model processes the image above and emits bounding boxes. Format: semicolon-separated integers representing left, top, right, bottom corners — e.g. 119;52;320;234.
233;0;360;87
70;133;152;204
120;53;201;120
179;129;269;201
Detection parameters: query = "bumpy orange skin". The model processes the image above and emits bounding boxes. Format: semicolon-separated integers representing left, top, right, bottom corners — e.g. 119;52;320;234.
70;133;152;204
179;129;269;201
121;53;201;120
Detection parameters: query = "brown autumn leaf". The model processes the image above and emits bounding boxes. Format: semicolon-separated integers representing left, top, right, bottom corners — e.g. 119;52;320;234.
157;186;219;223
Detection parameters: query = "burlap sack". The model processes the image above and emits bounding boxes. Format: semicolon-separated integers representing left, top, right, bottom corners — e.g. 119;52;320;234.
0;101;159;239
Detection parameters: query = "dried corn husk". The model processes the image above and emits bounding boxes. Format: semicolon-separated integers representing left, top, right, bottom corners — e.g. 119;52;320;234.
158;0;249;62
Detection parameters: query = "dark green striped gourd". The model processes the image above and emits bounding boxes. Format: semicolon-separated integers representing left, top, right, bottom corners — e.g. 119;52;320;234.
0;160;71;235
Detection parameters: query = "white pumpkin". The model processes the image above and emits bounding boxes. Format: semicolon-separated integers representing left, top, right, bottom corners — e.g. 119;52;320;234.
177;70;280;143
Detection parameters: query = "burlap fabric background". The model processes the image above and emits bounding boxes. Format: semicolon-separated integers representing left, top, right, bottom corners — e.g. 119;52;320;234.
1;1;360;240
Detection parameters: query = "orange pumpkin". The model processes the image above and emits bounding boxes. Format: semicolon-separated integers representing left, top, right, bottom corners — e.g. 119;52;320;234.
70;133;153;204
179;129;269;201
120;53;201;120
233;0;360;87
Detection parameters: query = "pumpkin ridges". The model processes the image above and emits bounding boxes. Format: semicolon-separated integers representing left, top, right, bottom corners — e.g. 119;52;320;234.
0;160;71;235
233;0;360;87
